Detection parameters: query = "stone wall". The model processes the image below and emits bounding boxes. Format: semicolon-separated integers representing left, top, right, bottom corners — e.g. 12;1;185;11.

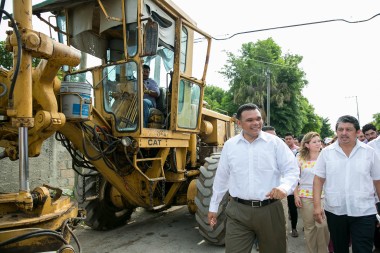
0;136;74;193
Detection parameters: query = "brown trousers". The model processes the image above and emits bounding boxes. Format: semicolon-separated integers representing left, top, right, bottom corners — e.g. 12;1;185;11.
300;198;329;253
225;199;287;253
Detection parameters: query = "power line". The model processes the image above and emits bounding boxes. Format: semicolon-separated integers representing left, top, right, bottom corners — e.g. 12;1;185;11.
205;12;380;41
250;58;294;68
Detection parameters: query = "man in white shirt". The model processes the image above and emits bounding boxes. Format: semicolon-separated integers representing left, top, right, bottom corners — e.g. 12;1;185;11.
208;103;299;253
314;115;380;253
285;132;300;155
284;132;300;237
362;123;378;142
368;135;380;251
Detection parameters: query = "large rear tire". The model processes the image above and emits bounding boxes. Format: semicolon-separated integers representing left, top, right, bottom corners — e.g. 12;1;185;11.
74;169;134;230
195;153;228;245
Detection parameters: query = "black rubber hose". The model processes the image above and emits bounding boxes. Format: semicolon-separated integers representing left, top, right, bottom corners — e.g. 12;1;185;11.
0;0;5;26
0;230;68;247
0;8;22;105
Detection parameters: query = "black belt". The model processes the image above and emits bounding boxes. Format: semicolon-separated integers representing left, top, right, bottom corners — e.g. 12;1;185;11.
233;197;278;207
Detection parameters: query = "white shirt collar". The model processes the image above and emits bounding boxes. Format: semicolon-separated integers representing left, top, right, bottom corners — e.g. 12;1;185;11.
237;130;271;144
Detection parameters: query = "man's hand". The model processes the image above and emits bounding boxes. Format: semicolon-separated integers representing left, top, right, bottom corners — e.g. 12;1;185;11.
266;187;287;199
208;212;217;228
314;206;325;224
294;195;302;208
111;91;121;99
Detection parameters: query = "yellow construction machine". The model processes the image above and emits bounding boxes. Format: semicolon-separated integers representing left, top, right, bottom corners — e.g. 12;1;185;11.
0;0;235;252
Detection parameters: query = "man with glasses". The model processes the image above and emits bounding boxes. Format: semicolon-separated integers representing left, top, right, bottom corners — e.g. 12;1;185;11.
362;123;378;142
314;115;380;253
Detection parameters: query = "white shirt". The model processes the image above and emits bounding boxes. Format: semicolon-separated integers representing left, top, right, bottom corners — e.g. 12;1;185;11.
297;157;318;198
314;140;380;216
209;131;299;212
368;135;380;152
368;135;380;202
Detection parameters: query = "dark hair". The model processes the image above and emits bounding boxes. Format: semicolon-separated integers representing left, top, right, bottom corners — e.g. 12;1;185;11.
236;103;259;120
335;115;360;131
362;123;377;134
262;126;275;132
143;64;150;70
297;134;304;143
284;132;294;138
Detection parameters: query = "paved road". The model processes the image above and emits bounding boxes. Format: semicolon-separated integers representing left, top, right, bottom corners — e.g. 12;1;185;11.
71;205;306;253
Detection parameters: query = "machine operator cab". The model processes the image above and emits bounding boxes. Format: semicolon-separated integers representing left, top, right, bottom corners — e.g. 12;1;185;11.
37;0;210;134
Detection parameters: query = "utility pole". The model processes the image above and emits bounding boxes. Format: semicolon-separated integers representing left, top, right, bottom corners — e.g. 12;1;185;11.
345;96;360;125
355;95;360;125
266;69;271;126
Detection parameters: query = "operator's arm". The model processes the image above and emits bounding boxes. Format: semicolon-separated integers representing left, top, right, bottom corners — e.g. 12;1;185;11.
144;79;160;98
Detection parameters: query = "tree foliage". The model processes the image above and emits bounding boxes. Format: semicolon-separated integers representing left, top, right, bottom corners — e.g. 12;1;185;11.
219;38;323;137
320;117;335;139
373;113;380;131
0;41;13;69
0;40;64;80
204;85;225;110
203;85;238;115
204;38;380;137
0;40;41;69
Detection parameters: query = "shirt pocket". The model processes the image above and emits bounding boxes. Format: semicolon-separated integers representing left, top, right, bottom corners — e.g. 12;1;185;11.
257;149;276;171
353;191;374;209
326;161;339;175
325;191;341;207
228;154;249;176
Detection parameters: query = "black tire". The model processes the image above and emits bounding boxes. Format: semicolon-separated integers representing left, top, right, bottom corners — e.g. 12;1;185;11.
195;153;228;245
74;169;134;230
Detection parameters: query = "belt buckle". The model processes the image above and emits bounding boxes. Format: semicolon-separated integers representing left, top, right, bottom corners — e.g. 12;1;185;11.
251;200;261;207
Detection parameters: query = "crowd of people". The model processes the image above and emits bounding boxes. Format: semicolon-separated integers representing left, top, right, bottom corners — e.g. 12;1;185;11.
208;103;380;253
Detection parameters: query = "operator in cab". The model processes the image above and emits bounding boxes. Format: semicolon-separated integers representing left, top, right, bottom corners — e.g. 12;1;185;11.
142;64;160;127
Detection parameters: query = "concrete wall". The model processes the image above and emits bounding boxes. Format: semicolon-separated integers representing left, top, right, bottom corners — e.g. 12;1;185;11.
0;136;74;193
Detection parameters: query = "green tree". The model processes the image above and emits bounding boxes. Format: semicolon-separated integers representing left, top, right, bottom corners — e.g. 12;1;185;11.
0;40;41;69
0;41;13;69
204;85;238;116
298;98;322;135
221;92;239;116
320;117;335;139
204;85;224;109
373;113;380;131
220;38;322;137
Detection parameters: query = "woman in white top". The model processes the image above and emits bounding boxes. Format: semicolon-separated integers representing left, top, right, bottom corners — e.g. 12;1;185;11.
294;132;329;253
